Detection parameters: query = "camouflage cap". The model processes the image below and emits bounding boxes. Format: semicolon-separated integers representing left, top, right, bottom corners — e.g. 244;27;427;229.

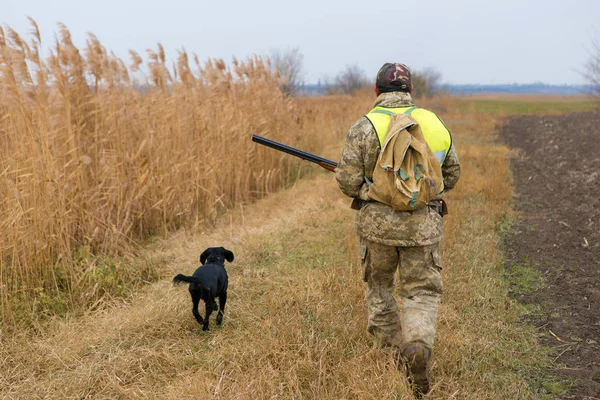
376;63;412;93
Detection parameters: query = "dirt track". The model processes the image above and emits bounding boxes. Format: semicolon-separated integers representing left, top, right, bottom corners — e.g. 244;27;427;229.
500;112;600;399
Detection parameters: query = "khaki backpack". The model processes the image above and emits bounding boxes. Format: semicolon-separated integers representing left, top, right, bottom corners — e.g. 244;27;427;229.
367;113;444;211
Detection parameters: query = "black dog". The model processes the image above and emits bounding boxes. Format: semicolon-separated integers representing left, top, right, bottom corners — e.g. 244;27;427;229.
173;247;234;331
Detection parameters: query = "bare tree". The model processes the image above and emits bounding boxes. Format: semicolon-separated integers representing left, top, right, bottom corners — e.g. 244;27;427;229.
332;64;369;95
411;67;443;98
583;37;600;97
269;46;304;95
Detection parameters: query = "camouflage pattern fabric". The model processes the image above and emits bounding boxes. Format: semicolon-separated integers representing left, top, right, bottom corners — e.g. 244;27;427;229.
356;202;443;247
335;91;461;351
376;63;412;93
336;92;461;247
360;238;443;350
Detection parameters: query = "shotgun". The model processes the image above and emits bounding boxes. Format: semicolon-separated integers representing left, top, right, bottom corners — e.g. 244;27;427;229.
251;134;337;172
251;134;446;214
252;134;362;209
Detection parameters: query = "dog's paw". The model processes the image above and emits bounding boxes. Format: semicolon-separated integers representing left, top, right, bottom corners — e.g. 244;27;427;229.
195;316;204;325
202;325;210;331
216;314;223;325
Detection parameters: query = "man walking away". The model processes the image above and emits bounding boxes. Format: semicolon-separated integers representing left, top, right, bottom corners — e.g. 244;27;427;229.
335;62;461;397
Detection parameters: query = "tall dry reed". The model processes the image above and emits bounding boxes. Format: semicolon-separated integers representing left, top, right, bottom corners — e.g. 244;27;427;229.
0;20;366;327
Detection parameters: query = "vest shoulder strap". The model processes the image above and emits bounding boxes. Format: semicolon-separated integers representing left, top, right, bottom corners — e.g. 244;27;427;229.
403;106;417;115
369;106;418;116
370;109;395;116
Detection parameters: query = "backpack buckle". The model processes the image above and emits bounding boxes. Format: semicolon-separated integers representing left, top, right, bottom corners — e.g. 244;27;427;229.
427;200;447;216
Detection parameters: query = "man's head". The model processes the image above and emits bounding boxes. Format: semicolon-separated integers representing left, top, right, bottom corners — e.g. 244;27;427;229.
375;62;412;95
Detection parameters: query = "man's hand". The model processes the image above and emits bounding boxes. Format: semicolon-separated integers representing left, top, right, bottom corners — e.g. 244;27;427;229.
358;176;374;200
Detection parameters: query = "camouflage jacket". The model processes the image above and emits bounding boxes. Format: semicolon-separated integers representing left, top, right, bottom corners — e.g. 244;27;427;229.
335;92;461;246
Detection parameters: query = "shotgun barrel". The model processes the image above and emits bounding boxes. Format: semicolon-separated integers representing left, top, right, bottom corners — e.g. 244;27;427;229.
251;134;337;172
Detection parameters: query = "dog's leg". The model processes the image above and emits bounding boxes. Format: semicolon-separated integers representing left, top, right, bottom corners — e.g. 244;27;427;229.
216;292;227;326
191;291;204;325
203;300;213;331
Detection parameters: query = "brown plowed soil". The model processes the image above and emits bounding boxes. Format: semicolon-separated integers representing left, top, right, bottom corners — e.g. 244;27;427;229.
500;112;600;399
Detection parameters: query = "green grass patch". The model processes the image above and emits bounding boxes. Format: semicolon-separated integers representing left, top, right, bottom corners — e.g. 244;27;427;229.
1;249;162;331
540;379;572;399
504;258;547;294
456;99;598;115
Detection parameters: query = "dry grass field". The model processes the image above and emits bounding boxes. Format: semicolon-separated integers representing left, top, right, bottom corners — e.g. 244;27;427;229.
1;22;595;399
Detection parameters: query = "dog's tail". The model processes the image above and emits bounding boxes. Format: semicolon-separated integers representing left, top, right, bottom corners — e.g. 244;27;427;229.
172;274;204;285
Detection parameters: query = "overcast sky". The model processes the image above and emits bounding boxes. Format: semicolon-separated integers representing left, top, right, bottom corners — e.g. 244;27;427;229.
2;0;599;85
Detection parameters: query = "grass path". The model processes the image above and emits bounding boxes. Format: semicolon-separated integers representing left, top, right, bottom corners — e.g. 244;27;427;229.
1;127;551;399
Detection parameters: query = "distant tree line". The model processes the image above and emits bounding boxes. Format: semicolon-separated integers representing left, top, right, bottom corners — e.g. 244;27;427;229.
268;47;443;98
323;64;442;98
442;83;593;96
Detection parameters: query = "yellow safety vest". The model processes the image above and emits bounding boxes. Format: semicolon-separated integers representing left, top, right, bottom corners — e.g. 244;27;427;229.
365;106;452;165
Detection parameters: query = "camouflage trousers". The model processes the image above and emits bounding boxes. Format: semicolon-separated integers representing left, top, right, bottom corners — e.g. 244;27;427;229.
359;238;443;351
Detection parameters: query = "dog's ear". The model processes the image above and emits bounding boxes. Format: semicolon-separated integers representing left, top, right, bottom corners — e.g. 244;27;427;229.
200;249;209;265
223;248;234;263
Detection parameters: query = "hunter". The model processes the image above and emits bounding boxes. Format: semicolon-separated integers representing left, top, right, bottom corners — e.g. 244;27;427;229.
335;62;461;396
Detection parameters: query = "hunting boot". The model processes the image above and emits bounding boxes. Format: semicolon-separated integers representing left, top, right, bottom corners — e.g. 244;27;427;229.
402;343;431;397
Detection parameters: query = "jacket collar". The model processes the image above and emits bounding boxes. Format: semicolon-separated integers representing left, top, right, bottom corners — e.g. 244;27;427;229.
373;91;414;108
